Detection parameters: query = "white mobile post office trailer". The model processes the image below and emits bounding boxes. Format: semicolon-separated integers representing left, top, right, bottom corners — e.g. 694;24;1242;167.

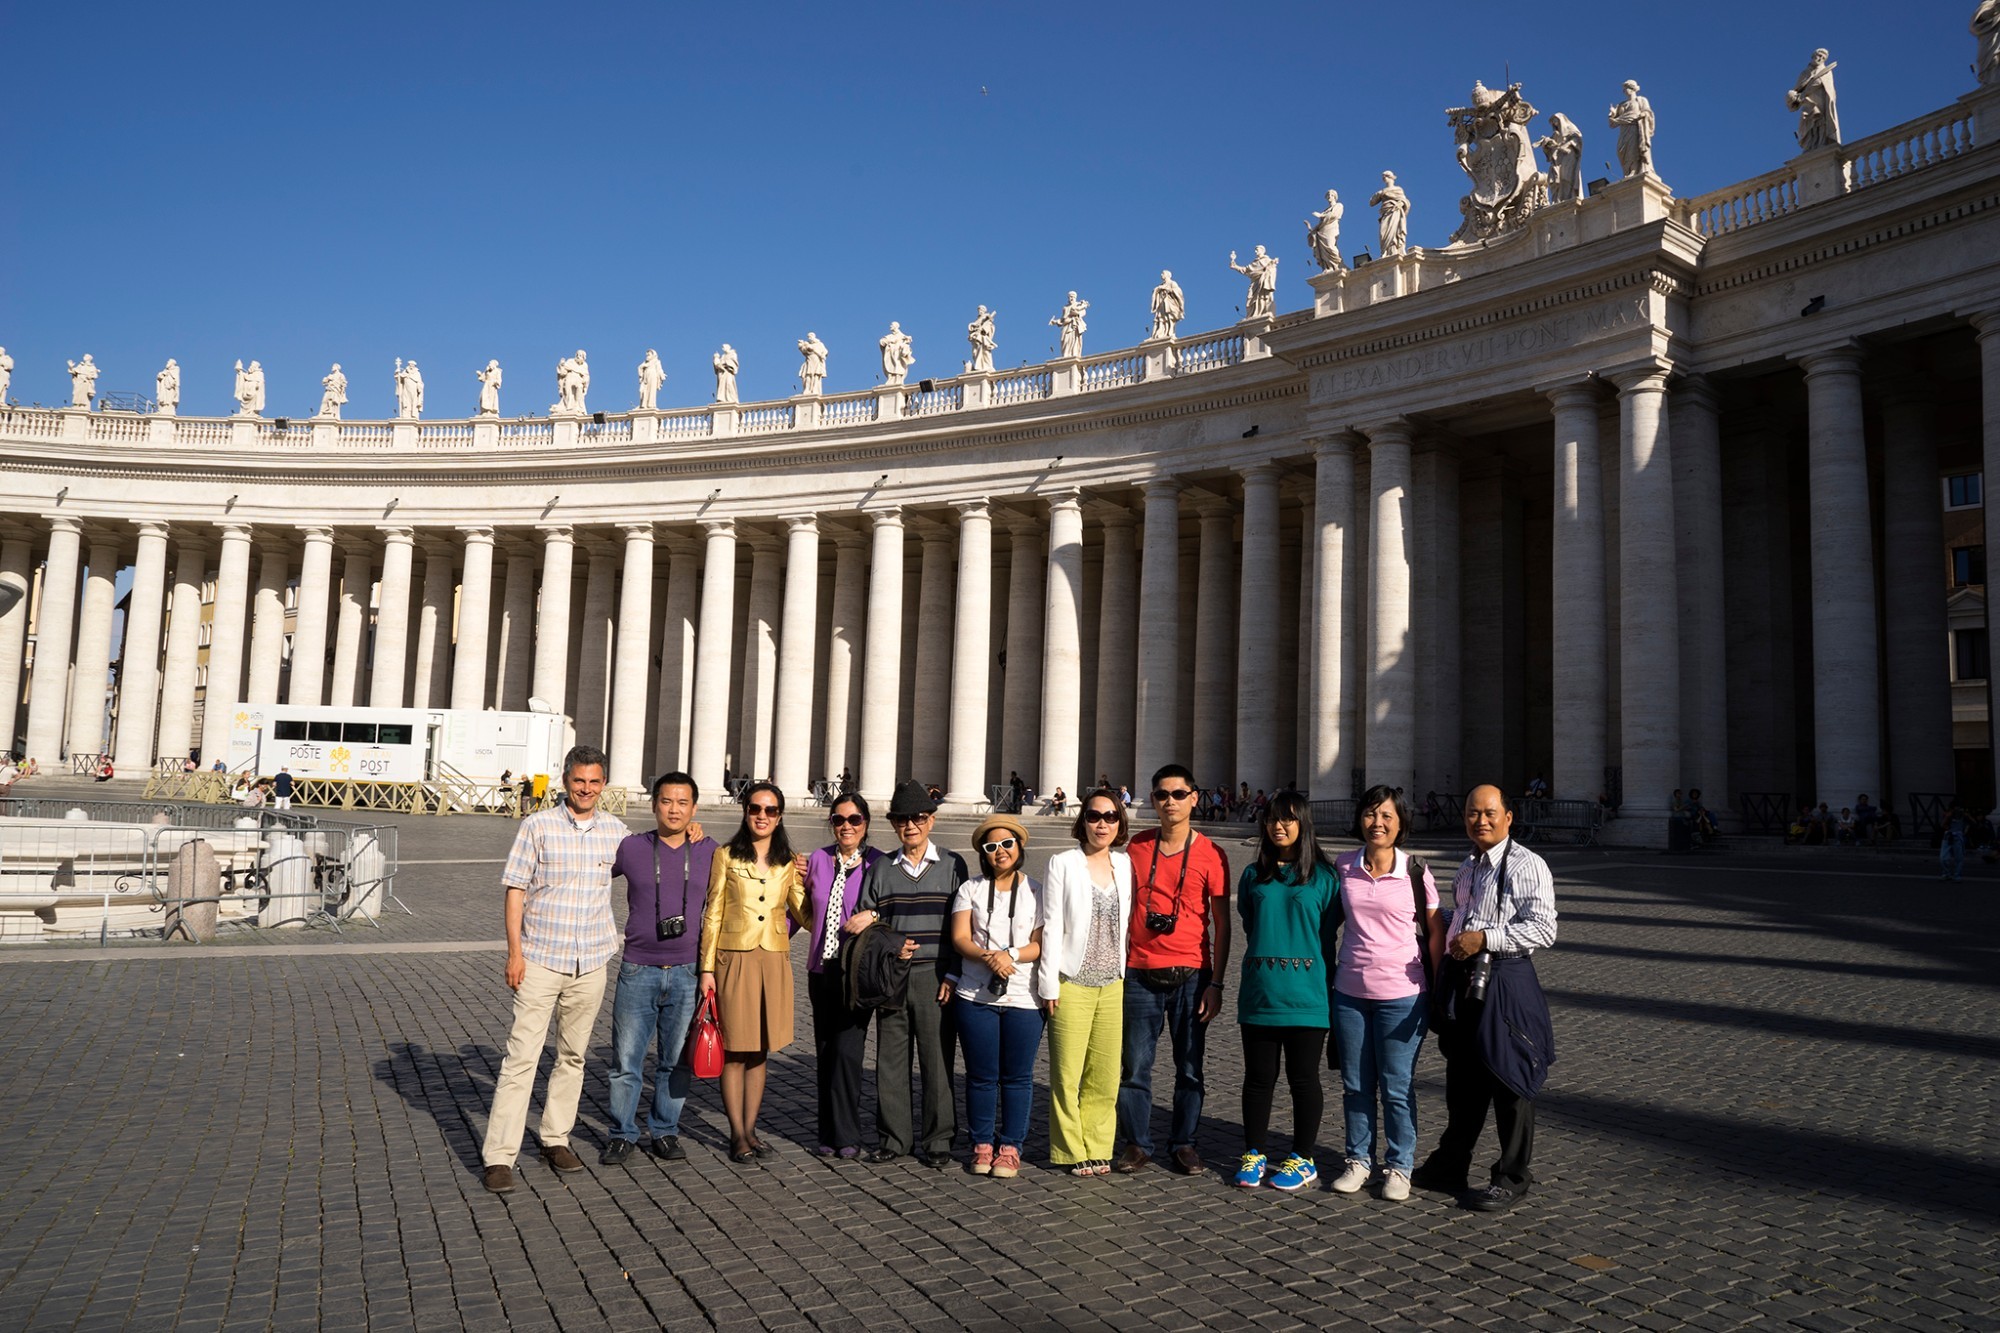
224;704;574;785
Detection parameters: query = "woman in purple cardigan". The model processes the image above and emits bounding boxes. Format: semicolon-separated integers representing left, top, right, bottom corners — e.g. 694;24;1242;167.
802;792;885;1157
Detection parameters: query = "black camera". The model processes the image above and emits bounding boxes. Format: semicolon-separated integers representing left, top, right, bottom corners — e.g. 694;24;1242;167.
987;971;1010;997
1145;911;1178;935
657;915;686;941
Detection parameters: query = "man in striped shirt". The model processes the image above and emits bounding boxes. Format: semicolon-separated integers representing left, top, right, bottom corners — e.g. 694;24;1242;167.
481;745;626;1193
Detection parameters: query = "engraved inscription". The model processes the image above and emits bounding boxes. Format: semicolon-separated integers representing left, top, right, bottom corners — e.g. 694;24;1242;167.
1328;295;1650;397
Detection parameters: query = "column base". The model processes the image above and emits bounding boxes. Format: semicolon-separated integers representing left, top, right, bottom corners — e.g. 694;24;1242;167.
939;790;990;814
1596;803;1676;849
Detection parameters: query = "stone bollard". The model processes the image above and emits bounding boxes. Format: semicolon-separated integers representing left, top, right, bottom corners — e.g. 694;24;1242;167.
344;831;388;920
164;839;220;942
260;831;314;928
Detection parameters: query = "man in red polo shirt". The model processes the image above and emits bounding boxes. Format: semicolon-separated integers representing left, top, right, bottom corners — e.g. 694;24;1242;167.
1113;763;1232;1174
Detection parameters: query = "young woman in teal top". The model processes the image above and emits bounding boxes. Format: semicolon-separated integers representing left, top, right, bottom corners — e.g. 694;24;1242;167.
1232;790;1343;1192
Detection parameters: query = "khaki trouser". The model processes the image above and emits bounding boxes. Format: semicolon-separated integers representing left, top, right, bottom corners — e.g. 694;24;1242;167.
481;959;608;1166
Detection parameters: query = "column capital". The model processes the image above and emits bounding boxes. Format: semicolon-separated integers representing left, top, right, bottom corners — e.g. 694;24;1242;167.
298;524;336;543
1672;373;1724;414
458;525;496;545
1796;342;1865;380
1970;309;2000;341
952;500;991;523
1541;378;1604;412
783;513;821;536
45;514;83;537
215;521;254;543
134;520;171;541
1003;509;1041;537
1041;487;1083;514
701;517;737;539
1312;432;1361;460
617;521;656;541
1605;359;1674;395
1142;476;1183;499
377;525;416;546
865;506;904;530
830;527;867;551
1093;502;1135;529
1238;461;1285;485
537;524;575;544
745;530;784;554
1193;494;1237;522
1360;418;1416;448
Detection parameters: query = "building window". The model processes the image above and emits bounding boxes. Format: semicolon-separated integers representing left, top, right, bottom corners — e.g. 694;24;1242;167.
1946;472;1983;510
1956;628;1989;683
1953;545;1987;586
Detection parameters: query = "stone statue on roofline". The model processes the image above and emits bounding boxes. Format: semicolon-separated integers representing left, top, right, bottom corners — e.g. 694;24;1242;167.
712;345;739;403
394;358;424;419
69;354;101;409
1444;80;1548;246
555;350;590;414
155;359;181;415
1149;272;1184;341
1050;292;1088;358
1787;49;1840;152
0;348;13;405
637;349;667;410
879;322;915;386
1610;80;1655;178
1307;191;1345;273
1979;3;2000;86
797;333;828;395
1536;114;1584;204
232;359;264;417
1370;171;1411;258
476;360;502;416
318;364;347;419
967;307;997;373
1230;246;1279;320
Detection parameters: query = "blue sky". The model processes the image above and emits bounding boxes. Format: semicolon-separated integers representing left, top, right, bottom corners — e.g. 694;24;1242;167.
0;0;1974;418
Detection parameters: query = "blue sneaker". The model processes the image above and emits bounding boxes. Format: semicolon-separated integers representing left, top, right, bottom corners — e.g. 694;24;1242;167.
1270;1154;1318;1192
1234;1151;1269;1188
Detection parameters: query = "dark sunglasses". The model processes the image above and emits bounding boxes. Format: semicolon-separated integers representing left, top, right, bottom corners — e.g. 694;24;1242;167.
1084;809;1121;824
828;813;866;828
980;837;1019;854
890;813;932;825
745;803;782;817
1152;788;1194;802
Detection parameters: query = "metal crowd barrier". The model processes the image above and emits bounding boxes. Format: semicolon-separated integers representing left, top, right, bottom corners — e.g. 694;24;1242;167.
1518;797;1602;845
0;795;319;831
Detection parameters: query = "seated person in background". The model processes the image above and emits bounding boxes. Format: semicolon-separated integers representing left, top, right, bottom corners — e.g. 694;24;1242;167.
1421;790;1443;828
1596;790;1617;821
1525;773;1549;800
181;756;197;773
1039;786;1068;816
1805;802;1832;845
1684;788;1716;841
1836;807;1857;844
1669;789;1685;815
95;758;115;782
0;758;19;795
1853;795;1880;844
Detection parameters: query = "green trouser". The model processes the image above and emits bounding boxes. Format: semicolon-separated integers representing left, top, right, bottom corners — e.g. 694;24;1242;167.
1047;978;1123;1164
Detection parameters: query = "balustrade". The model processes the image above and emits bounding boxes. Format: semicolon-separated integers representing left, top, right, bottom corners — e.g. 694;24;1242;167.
1845;107;1975;191
819;395;878;428
87;414;150;444
173;419;233;447
739;405;795;434
903;384;963;417
256;422;314;447
416;423;475;449
579;418;632;442
1174;332;1245;376
991;369;1052;405
660;410;713;439
1079;353;1146;392
1680;167;1801;237
338;424;394;448
0;409;64;439
497;421;554;447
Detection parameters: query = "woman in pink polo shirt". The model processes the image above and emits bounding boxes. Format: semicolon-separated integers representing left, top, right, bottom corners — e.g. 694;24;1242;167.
1328;785;1447;1201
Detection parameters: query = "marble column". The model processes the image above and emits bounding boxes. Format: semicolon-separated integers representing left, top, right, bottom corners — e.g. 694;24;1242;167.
66;536;121;757
1078;542;1101;790
1613;366;1681;825
245;545;289;707
822;531;869;786
1411;443;1460;793
410;540;453;709
859;510;905;801
1366;420;1416;793
910;524;956;787
1312;437;1358;796
1976;313;2000;804
1292;494;1313;787
574;539;618;748
154;535;206;765
607;523;655;789
945;502;993;808
772;517;821;799
689;521;738;798
1039;491;1085;803
1176;539;1198;766
0;530;31;754
531;527;575;713
1879;383;1955;800
449;528;495;711
489;546;532;712
1134;480;1180;784
198;524;254;763
288;527;335;707
654;536;700;775
370;528;415;708
1672;377;1729;809
1094;510;1137;790
1547;382;1608;804
1235;465;1283;794
1799;346;1881;802
1193;499;1236;789
1001;515;1045;788
25;518;83;764
111;522;170;770
737;535;783;782
328;549;371;708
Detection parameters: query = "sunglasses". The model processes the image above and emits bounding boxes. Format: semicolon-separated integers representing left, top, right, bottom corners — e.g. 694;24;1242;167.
891;813;932;825
1152;788;1194;802
745;803;781;817
1084;809;1121;824
828;813;866;828
980;837;1019;854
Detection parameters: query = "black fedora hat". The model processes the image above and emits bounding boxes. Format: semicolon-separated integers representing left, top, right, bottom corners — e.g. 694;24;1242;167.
888;779;938;820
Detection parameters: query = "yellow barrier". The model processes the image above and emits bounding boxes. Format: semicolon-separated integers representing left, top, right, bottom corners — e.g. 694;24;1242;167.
142;771;627;819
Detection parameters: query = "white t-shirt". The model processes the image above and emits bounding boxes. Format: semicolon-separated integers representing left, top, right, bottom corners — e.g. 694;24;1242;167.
951;874;1040;1010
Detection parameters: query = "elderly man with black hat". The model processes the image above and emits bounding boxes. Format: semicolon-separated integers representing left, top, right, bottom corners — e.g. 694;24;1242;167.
845;779;970;1166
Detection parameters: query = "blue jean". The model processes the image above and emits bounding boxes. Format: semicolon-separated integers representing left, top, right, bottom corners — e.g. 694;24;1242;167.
1334;989;1427;1171
1942;836;1966;879
608;961;699;1142
954;997;1043;1150
1116;968;1209;1154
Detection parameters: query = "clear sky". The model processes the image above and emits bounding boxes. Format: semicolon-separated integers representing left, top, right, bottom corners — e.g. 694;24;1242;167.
0;0;1976;419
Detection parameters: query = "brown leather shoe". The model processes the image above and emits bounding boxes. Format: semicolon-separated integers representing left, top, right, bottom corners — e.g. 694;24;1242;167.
1168;1146;1204;1175
542;1144;585;1173
482;1165;515;1193
1112;1146;1152;1174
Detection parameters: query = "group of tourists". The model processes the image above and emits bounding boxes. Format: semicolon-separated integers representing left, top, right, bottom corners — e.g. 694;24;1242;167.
478;745;1559;1215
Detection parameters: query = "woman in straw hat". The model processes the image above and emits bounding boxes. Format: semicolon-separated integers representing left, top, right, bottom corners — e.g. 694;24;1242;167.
949;812;1044;1178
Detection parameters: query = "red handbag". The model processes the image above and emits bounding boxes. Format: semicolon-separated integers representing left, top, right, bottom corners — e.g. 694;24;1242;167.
688;991;723;1079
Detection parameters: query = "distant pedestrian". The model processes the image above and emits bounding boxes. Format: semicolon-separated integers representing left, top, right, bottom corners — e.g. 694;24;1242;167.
273;768;294;811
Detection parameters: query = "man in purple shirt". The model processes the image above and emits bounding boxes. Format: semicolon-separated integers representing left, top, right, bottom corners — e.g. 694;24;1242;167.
601;771;718;1166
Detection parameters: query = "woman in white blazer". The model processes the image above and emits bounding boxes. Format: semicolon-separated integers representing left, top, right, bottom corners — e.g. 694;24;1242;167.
1034;787;1134;1175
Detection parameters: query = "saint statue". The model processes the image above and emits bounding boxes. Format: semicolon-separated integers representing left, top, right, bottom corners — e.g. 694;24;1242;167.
1370;171;1412;258
476;360;503;416
1149;272;1184;341
155;359;181;415
1229;246;1279;321
713;345;739;404
879;322;915;386
393;358;419;419
797;333;828;395
637;349;667;410
555;350;590;414
1979;2;2000;86
231;359;264;416
1050;292;1088;359
69;354;101;409
1609;80;1655;178
967;307;998;373
318;364;347;420
1306;192;1345;273
0;348;12;405
1536;114;1585;204
1786;49;1840;152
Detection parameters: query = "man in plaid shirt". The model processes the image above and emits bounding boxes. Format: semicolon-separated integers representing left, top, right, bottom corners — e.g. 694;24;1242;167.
482;745;626;1193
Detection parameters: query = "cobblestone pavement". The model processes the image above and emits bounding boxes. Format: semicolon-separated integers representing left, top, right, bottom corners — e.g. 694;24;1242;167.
0;802;1995;1330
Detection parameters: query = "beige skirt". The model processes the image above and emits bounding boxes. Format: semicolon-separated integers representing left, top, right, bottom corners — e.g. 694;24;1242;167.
713;949;795;1053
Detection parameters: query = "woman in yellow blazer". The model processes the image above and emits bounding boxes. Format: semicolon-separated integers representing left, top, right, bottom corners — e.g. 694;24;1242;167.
700;781;809;1164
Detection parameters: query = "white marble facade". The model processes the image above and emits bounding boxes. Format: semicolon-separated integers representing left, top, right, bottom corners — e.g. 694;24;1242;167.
4;32;2000;846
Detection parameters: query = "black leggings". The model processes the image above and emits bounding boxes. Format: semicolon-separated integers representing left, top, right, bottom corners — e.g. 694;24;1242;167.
1240;1024;1327;1156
